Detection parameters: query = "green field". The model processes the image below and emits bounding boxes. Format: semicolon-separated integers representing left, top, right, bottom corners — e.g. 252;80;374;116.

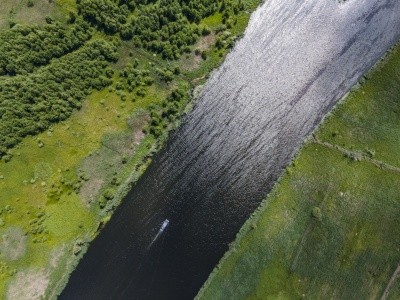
0;0;261;298
0;0;72;30
197;45;400;299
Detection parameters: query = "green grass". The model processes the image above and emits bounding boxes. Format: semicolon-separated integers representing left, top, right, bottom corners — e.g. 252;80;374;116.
0;0;73;30
0;57;170;296
318;49;400;167
197;45;400;300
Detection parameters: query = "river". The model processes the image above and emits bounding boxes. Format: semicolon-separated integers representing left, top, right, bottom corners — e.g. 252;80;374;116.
61;0;400;299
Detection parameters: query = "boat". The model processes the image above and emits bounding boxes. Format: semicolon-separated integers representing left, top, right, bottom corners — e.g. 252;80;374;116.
147;219;170;249
159;219;169;233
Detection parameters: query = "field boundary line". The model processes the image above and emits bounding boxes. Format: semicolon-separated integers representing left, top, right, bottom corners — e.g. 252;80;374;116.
312;138;400;175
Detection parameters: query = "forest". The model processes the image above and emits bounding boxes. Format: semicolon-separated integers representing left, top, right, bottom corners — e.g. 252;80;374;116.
0;0;245;159
0;20;92;75
78;0;244;58
0;39;117;159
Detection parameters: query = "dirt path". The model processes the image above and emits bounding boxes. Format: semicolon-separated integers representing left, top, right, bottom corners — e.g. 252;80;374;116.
290;218;315;271
290;182;332;271
381;263;400;300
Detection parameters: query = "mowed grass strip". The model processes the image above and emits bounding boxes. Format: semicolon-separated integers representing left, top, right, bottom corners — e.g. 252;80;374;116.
197;45;400;300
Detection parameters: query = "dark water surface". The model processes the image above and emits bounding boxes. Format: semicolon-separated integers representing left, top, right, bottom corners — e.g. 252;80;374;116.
61;1;400;299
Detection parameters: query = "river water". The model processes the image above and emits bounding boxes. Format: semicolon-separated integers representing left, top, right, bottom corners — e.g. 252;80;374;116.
61;1;400;299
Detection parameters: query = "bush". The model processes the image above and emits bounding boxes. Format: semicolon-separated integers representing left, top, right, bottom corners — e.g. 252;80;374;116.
201;26;211;36
156;68;174;82
119;64;153;92
311;206;322;221
77;0;130;34
145;88;188;138
103;188;115;200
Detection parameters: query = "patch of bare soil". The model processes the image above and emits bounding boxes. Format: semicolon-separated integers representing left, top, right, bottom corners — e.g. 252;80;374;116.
0;227;27;261
79;178;105;205
196;33;216;52
79;112;149;205
14;0;57;26
7;269;49;300
181;33;216;71
128;113;148;147
49;245;66;269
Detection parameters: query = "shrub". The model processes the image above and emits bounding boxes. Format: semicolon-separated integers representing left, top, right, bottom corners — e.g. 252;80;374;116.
201;26;211;36
311;206;322;221
156;68;174;82
77;0;130;34
103;188;115;200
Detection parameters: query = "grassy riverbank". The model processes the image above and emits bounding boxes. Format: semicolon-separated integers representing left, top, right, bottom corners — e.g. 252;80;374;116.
0;0;261;298
197;45;400;299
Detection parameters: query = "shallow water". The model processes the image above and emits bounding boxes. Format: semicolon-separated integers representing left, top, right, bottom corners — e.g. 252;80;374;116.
61;1;400;299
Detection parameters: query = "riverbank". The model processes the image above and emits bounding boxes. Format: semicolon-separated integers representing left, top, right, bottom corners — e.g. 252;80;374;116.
197;43;400;299
60;1;400;298
0;0;261;298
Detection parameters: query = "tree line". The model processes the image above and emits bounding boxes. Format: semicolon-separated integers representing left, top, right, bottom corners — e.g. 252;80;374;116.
0;20;92;75
0;40;118;159
77;0;245;59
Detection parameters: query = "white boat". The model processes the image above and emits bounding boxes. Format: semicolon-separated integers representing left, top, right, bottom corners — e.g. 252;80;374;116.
159;219;169;233
148;219;170;249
